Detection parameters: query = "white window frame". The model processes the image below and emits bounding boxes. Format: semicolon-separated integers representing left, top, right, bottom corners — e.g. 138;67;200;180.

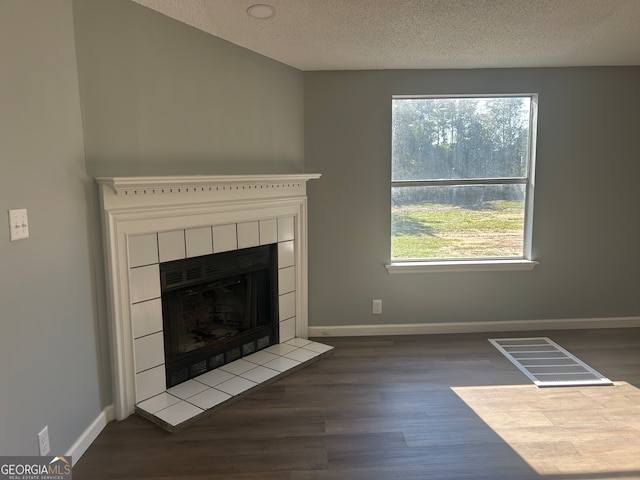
387;94;539;274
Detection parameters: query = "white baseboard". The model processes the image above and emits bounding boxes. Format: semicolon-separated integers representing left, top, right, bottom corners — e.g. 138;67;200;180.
308;316;640;338
66;404;114;465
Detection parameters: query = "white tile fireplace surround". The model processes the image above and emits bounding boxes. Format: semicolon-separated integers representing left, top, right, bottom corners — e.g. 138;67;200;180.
97;174;321;424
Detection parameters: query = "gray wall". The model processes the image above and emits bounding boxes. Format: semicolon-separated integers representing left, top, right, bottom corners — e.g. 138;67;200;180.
73;0;305;176
0;0;102;455
71;0;305;437
304;68;640;327
1;0;304;456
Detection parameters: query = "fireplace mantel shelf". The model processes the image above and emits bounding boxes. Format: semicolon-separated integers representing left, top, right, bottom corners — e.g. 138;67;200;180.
96;174;321;196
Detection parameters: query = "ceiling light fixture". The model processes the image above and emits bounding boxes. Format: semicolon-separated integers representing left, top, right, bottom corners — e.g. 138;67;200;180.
247;4;276;20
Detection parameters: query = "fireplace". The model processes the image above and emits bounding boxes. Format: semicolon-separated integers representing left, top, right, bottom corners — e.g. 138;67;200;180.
161;245;279;388
96;174;320;420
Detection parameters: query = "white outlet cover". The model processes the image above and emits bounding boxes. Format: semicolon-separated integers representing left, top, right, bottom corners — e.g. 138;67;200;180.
38;426;50;456
8;208;29;241
372;299;382;314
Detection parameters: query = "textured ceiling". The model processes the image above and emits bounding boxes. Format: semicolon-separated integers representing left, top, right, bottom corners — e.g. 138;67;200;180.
131;0;640;71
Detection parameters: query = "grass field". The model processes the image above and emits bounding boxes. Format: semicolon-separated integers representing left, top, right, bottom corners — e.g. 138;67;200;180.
391;200;525;259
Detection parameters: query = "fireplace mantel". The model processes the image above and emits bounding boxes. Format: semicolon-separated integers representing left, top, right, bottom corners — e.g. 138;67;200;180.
97;174;320;421
97;174;321;197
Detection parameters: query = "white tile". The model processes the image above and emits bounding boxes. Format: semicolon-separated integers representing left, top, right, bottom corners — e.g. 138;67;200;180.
213;224;237;253
237;221;259;249
128;234;158;267
185;227;213;258
302;341;334;354
278;266;295;295
277;240;295;268
278;216;295;242
259;219;278;245
244;350;280;366
187;388;232;410
214;376;256;396
219;359;256;376
284;347;320;363
286;337;313;348
131;298;162;339
194;369;235;387
158;230;186;262
241;366;280;383
279;317;296;343
134;332;165;373
167;379;209;399
279;291;296;321
136;365;166;402
137;392;181;414
263;356;301;373
264;343;298;356
130;264;160;304
154;401;203;427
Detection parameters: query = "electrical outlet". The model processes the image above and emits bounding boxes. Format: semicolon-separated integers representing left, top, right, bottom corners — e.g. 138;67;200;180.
38;426;50;456
8;208;29;241
372;299;382;314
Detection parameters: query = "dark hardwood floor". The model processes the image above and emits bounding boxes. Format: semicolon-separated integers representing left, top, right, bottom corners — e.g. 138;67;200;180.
74;328;640;479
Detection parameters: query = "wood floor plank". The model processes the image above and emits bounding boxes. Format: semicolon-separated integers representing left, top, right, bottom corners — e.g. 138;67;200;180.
74;328;640;480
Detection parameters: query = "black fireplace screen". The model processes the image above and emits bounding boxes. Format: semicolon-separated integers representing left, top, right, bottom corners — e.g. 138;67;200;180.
160;244;278;388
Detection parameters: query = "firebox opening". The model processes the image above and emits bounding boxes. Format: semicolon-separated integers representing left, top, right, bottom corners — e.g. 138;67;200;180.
160;244;279;388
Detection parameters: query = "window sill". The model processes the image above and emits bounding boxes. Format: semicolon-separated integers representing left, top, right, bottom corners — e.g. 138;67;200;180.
385;259;538;274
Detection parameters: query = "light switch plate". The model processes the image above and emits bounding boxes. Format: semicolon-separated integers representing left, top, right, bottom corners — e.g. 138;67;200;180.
8;208;29;241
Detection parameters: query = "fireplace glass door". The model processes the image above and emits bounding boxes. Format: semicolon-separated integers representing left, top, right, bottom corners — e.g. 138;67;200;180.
160;245;278;387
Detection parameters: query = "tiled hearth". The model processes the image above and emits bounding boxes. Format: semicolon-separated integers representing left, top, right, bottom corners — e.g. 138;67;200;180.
136;337;333;431
97;174;321;423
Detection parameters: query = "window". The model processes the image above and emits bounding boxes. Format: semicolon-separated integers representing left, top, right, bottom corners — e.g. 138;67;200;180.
390;95;537;271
